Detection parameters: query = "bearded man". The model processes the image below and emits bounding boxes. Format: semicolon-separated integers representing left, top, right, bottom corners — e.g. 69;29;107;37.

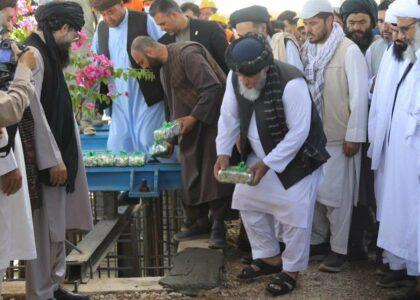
300;0;369;273
230;6;304;71
369;0;420;296
340;0;379;262
21;2;93;299
340;0;378;54
215;35;328;296
130;36;234;249
366;0;395;78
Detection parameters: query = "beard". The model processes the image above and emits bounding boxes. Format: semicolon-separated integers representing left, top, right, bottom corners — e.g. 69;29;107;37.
393;40;408;61
147;57;163;69
308;27;329;44
238;72;267;102
56;41;72;69
345;28;374;53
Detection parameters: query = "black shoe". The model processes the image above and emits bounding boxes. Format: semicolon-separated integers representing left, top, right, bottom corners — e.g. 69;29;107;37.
319;252;347;273
208;221;227;249
375;263;391;276
310;243;330;262
54;287;90;300
173;223;210;242
376;270;416;288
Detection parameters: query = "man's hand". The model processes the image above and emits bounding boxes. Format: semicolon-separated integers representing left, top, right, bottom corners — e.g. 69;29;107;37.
343;142;360;157
177;116;197;136
1;168;22;196
249;160;269;186
214;155;230;180
49;163;68;187
14;45;37;70
160;142;174;158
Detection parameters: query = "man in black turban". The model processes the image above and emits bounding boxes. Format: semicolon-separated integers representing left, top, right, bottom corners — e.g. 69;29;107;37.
21;2;93;300
340;0;378;53
229;5;273;37
215;34;329;296
340;0;378;265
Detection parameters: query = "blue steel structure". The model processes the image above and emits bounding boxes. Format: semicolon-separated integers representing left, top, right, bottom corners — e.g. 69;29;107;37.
80;130;182;198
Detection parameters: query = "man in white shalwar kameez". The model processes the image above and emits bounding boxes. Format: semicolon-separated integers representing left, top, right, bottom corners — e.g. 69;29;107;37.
0;129;36;296
300;0;369;273
215;35;329;297
91;0;166;154
369;0;420;297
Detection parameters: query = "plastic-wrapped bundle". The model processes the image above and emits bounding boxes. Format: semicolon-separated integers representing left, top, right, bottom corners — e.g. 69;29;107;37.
217;162;254;184
114;151;129;167
83;151;98;167
128;152;146;166
154;121;181;141
97;151;115;167
150;141;169;157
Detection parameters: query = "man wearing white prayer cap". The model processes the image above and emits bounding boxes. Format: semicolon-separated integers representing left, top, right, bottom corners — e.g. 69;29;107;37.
300;0;369;273
369;0;420;297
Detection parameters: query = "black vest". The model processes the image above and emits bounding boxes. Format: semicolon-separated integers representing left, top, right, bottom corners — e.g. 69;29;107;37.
233;62;330;189
97;11;164;107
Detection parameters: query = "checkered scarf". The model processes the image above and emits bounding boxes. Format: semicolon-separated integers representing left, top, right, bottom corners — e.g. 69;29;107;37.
301;23;345;117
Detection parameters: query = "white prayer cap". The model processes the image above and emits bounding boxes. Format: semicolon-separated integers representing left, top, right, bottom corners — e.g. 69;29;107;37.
385;2;398;24
391;0;420;19
299;0;334;19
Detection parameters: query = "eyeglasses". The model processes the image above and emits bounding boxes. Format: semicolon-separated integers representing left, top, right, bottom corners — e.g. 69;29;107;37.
392;21;417;35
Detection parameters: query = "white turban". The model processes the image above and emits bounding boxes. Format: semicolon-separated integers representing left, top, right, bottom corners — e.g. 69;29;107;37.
385;1;398;24
300;0;333;19
392;0;420;19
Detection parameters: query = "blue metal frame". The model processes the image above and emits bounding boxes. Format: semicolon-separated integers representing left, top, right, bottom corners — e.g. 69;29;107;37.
80;132;109;151
85;163;182;198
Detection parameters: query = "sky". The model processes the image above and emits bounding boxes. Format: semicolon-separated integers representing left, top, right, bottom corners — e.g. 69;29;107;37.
181;0;381;18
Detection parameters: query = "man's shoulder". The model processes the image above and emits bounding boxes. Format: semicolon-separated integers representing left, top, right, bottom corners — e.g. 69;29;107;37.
158;33;174;44
190;18;219;32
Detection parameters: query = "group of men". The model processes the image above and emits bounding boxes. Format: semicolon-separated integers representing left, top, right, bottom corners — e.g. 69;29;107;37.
0;0;419;299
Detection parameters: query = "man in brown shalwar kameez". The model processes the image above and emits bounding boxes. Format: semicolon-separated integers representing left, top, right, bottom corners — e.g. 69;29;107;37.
131;36;233;249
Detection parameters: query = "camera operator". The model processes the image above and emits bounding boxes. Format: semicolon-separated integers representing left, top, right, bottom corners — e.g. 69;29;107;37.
0;0;37;128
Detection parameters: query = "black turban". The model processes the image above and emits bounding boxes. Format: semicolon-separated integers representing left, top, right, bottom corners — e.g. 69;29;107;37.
225;34;273;76
230;5;271;28
340;0;378;26
36;1;85;32
0;0;17;11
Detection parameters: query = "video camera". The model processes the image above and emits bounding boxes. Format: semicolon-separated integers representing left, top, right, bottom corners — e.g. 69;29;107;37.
0;39;29;91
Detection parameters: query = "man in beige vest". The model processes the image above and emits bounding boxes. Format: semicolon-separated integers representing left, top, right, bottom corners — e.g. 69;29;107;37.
300;0;369;273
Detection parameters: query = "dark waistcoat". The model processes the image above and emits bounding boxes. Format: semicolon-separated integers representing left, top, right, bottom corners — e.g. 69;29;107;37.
233;62;330;189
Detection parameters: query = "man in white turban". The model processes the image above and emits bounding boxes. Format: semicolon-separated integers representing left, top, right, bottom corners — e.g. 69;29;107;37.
368;0;420;297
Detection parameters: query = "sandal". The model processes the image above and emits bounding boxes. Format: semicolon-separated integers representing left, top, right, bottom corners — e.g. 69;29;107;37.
237;259;283;280
266;272;296;296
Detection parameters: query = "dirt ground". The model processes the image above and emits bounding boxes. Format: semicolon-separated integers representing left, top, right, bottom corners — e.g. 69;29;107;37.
91;222;411;300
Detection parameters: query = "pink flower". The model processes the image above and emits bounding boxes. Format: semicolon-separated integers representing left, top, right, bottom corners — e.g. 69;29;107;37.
84;102;95;111
72;31;88;51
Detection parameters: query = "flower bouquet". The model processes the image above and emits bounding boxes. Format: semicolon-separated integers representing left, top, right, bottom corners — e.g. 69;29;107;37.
66;31;155;120
10;0;37;43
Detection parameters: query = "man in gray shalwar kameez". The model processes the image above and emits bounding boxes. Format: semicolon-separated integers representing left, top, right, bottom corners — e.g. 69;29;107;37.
20;2;93;300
